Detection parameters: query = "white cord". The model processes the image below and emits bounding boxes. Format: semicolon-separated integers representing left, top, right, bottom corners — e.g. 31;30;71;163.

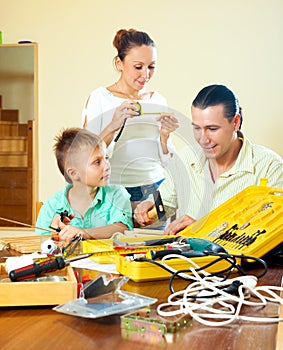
156;254;283;326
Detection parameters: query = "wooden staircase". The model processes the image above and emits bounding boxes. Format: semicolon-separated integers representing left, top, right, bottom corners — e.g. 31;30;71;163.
0;95;33;226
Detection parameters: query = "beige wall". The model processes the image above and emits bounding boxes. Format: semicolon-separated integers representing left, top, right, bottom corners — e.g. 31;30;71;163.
0;0;282;202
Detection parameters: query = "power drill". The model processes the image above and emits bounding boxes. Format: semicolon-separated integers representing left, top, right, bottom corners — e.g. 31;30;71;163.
150;238;227;260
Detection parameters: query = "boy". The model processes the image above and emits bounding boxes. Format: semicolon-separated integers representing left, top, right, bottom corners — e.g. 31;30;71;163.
36;128;133;241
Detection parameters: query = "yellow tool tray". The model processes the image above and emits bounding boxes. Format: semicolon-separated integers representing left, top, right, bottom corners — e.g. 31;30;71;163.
82;235;240;283
180;185;283;257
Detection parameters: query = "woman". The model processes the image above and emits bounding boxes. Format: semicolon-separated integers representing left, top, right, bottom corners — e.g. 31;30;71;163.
81;28;179;208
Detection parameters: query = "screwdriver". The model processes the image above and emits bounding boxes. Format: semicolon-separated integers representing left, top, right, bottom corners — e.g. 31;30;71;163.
9;254;92;282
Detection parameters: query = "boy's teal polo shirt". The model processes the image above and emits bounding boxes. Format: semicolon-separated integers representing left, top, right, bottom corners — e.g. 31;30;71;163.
36;184;133;235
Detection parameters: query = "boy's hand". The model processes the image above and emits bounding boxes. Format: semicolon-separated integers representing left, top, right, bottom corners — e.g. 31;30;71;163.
50;214;61;231
51;212;74;227
58;224;84;242
50;212;75;236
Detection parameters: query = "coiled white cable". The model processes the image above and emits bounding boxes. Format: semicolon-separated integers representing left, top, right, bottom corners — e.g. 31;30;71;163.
156;254;283;326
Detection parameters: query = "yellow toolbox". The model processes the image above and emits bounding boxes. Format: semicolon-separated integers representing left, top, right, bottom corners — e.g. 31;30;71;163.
82;234;236;281
114;185;283;282
115;251;236;282
180;185;283;257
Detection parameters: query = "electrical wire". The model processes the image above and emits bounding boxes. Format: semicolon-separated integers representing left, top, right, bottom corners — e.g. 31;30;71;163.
135;252;281;326
136;250;268;295
157;268;283;326
114;118;127;142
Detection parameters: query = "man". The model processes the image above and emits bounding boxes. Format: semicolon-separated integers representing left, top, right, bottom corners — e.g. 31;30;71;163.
134;84;283;235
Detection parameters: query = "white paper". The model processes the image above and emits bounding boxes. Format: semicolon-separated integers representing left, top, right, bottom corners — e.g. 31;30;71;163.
70;258;119;274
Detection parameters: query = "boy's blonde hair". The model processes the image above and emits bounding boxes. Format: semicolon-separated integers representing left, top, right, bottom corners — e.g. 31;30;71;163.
54;128;103;183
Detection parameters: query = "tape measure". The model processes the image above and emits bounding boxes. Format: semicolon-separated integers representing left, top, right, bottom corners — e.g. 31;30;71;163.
33;245;167;263
85;245;166;256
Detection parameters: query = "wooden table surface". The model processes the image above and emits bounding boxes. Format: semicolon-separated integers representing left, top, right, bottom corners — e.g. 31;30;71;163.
0;257;282;350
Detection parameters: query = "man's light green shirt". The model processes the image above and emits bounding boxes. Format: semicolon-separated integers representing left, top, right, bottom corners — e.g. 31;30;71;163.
161;133;283;220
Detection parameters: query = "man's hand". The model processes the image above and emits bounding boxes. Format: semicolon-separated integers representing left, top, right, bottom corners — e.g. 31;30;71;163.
164;215;195;235
134;200;156;226
157;113;179;138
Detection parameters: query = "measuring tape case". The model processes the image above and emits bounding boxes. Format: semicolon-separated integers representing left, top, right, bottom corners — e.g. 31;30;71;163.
85;185;283;282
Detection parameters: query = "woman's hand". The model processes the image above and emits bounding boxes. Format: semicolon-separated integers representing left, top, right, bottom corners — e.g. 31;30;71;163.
101;100;140;145
111;100;140;132
164;215;195;235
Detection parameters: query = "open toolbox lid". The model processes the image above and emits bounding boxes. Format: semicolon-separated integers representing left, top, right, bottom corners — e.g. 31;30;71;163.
180;185;283;258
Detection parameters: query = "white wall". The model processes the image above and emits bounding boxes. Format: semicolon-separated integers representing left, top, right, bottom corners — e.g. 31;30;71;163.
0;0;282;202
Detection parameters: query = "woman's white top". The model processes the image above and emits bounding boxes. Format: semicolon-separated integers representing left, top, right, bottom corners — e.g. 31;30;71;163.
81;87;175;187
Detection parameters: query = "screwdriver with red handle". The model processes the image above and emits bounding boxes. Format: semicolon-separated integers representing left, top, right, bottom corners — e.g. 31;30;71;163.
9;254;92;282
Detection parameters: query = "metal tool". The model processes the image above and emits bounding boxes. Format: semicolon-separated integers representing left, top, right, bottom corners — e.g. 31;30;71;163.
206;221;228;238
49;210;74;233
21;276;67;282
83;275;125;299
152;190;167;222
62;234;82;257
240;202;273;230
147;190;167;222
